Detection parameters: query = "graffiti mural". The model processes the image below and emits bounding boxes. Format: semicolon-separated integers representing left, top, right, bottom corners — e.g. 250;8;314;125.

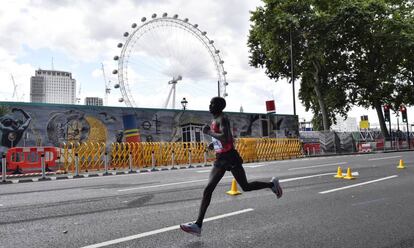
0;102;299;151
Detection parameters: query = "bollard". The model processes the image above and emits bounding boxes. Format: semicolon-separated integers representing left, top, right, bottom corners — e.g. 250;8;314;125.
188;149;193;168
104;152;108;175
128;152;133;172
171;150;177;170
312;147;315;156
75;153;79;177
41;153;46;179
151;151;157;171
2;153;6;183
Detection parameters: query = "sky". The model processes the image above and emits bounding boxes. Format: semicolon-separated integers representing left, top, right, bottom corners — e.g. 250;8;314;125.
0;0;412;131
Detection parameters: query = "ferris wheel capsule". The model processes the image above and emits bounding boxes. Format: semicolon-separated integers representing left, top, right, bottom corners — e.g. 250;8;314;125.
219;60;224;64
152;13;157;18
173;14;178;19
184;18;189;22
117;43;123;48
193;24;198;28
162;13;168;17
114;84;120;89
118;98;124;102
215;50;220;54
113;56;119;61
123;32;129;37
131;23;137;28
209;40;214;44
112;70;118;74
141;17;146;22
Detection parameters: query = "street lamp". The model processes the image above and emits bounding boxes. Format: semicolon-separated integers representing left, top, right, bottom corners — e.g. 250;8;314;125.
181;97;188;110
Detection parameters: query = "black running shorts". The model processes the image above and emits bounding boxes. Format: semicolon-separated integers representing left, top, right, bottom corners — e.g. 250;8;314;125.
214;149;243;171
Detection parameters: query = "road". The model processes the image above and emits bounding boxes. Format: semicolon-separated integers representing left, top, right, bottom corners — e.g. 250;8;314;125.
1;151;413;248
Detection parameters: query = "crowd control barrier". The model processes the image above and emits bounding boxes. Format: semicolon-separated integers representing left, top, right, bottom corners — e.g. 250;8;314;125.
59;138;303;174
5;146;59;174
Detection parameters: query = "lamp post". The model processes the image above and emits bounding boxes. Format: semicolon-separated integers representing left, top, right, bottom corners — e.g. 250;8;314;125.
181;97;188;110
289;29;296;116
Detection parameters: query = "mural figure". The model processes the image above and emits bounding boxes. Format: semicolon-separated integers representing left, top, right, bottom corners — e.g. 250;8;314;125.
47;110;90;146
0;108;31;148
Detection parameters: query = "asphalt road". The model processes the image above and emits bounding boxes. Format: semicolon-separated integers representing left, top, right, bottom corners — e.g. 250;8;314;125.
1;151;413;248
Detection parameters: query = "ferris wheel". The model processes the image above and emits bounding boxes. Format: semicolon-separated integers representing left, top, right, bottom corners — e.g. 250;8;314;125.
112;13;228;109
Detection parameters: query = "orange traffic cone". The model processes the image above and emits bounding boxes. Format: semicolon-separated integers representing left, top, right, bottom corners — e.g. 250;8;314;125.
226;179;242;195
397;159;405;169
343;167;355;180
334;166;344;178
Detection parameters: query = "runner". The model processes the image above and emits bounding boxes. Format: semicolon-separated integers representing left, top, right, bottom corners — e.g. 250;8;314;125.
180;96;282;236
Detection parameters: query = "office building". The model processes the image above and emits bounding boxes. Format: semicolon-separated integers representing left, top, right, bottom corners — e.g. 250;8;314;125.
85;97;103;106
30;69;76;104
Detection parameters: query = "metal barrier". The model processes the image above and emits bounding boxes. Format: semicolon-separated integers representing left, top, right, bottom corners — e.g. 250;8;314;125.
59;138;303;174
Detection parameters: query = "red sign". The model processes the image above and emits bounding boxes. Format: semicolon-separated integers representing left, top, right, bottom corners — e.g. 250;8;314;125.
266;100;276;113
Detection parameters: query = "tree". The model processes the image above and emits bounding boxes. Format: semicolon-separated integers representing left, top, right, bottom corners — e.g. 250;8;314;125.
248;0;351;131
333;0;414;138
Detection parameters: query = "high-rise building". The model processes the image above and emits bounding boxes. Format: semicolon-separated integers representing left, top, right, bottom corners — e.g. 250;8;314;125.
85;97;103;106
30;69;76;104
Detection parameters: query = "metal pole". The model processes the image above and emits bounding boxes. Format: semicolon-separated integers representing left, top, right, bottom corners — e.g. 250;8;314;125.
388;119;392;150
188;149;193;168
2;153;6;182
41;153;46;179
203;149;207;166
128;152;133;172
217;81;220;97
151;151;156;171
289;29;296;116
75;153;79;177
407;122;410;149
104;152;108;175
171;150;177;170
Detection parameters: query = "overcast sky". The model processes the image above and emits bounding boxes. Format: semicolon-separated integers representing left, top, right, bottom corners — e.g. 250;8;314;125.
0;0;412;129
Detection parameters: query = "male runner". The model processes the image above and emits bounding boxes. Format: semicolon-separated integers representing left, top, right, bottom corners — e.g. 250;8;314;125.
180;97;282;236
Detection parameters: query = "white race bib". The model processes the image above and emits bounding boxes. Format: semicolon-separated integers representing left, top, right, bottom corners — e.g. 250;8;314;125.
211;137;223;152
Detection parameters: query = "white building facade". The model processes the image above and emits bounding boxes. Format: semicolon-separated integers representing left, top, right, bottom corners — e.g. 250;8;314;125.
30;69;76;104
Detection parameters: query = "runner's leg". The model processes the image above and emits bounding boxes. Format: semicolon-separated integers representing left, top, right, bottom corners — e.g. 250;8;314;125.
195;166;226;227
231;166;273;191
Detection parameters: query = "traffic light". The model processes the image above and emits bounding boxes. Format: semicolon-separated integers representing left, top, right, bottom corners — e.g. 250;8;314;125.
383;104;390;122
400;105;408;123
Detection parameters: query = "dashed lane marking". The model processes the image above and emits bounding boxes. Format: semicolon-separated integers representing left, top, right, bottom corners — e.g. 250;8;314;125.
288;162;347;171
368;156;401;161
80;208;254;248
319;175;398;194
117;176;234;192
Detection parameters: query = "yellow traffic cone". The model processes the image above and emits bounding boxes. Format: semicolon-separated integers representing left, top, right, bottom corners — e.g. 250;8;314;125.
334;166;344;178
343;167;355;180
397;159;405;169
226;179;242;195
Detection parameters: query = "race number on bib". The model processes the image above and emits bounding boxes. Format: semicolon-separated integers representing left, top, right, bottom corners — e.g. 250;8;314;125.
211;137;223;152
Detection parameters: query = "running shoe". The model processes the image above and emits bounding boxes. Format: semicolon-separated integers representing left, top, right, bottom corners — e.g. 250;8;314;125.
180;222;202;237
271;177;283;199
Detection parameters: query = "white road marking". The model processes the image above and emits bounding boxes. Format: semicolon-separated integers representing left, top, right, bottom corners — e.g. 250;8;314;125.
80;208;254;248
0;204;3;207
196;170;211;173
288;162;347;171
280;172;337;182
319;175;398;194
368;156;401;161
244;164;267;168
117;176;234;192
351;198;387;206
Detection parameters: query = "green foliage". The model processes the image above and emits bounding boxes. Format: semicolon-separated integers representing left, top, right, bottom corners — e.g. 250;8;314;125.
248;0;414;134
0;105;10;117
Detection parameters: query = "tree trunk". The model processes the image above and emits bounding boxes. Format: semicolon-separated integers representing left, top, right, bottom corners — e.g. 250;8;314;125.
312;61;329;131
374;101;390;139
